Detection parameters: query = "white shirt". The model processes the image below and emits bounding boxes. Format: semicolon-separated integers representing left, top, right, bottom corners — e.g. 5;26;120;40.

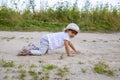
46;32;70;50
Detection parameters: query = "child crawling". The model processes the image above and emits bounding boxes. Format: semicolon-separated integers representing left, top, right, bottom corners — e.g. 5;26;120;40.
18;23;80;57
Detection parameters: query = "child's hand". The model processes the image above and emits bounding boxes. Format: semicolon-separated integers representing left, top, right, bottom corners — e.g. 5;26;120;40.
75;50;80;54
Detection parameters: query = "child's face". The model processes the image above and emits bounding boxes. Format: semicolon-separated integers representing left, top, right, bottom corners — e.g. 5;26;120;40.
67;30;78;38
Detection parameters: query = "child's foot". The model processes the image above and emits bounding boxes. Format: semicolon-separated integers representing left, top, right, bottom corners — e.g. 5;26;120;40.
17;49;32;56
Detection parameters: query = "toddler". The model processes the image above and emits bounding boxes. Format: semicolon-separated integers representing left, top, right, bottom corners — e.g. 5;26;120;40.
18;23;80;57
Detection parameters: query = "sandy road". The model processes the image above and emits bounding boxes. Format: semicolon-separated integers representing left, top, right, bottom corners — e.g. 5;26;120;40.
0;31;120;80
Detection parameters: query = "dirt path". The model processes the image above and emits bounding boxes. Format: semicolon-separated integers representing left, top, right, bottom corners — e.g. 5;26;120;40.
0;31;120;80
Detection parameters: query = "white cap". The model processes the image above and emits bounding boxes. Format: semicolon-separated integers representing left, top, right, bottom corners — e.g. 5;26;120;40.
65;23;79;32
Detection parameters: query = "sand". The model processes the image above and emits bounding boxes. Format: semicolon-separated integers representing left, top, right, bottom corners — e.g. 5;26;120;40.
0;31;120;80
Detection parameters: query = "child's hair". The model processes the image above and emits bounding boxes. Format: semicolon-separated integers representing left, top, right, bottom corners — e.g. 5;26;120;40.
65;29;78;35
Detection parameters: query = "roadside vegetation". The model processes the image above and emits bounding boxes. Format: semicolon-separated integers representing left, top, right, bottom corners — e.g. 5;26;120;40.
0;0;120;32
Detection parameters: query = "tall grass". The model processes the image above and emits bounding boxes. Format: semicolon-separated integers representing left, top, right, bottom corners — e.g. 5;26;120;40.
0;1;120;32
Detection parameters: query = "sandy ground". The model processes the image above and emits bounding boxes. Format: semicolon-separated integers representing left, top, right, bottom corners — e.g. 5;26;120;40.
0;31;120;80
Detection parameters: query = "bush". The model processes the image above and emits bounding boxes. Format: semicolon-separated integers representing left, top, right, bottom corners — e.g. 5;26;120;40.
0;1;120;32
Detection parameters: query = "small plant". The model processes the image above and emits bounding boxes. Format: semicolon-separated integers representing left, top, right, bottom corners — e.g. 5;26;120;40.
0;59;15;67
26;37;29;40
59;54;64;60
78;61;84;64
3;75;8;79
1;37;15;41
28;69;37;75
94;61;108;74
63;66;69;72
56;66;69;77
19;69;26;73
83;40;87;42
104;41;108;43
30;64;37;68
107;69;115;76
19;37;24;39
5;68;11;73
65;78;70;80
81;68;87;73
39;70;50;80
92;40;96;42
18;69;26;80
42;64;57;71
39;60;45;63
28;69;38;80
94;61;115;76
19;72;26;80
18;64;23;68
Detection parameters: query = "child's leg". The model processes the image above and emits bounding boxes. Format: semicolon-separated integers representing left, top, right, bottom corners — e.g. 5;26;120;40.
30;36;49;55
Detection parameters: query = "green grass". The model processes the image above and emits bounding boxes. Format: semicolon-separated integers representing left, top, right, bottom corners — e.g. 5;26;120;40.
94;61;115;76
18;69;26;80
0;1;120;32
78;61;84;64
30;64;37;68
28;69;39;80
0;59;15;67
28;69;37;75
19;72;26;80
42;64;57;71
81;68;87;73
56;66;69;77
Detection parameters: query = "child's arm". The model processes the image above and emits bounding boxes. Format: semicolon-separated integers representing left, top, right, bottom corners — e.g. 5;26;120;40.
64;40;74;57
69;41;80;54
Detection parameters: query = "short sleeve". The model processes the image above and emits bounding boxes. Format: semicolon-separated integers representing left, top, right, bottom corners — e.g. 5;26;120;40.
63;33;70;41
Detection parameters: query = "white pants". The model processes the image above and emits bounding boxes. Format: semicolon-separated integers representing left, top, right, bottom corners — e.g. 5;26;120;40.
30;36;49;55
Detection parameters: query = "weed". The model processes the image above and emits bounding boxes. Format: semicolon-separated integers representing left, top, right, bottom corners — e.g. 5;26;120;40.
56;66;69;77
26;37;29;40
94;61;115;76
92;40;96;42
28;69;39;80
5;68;10;73
30;64;37;68
39;60;45;63
19;37;24;39
65;78;70;80
3;75;8;79
18;64;23;68
94;61;108;74
19;69;26;73
83;40;87;42
28;69;37;75
104;41;108;43
1;37;15;41
0;59;15;67
42;64;57;71
39;72;49;80
19;72;26;80
78;61;84;64
81;68;87;73
59;54;64;60
107;69;115;76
